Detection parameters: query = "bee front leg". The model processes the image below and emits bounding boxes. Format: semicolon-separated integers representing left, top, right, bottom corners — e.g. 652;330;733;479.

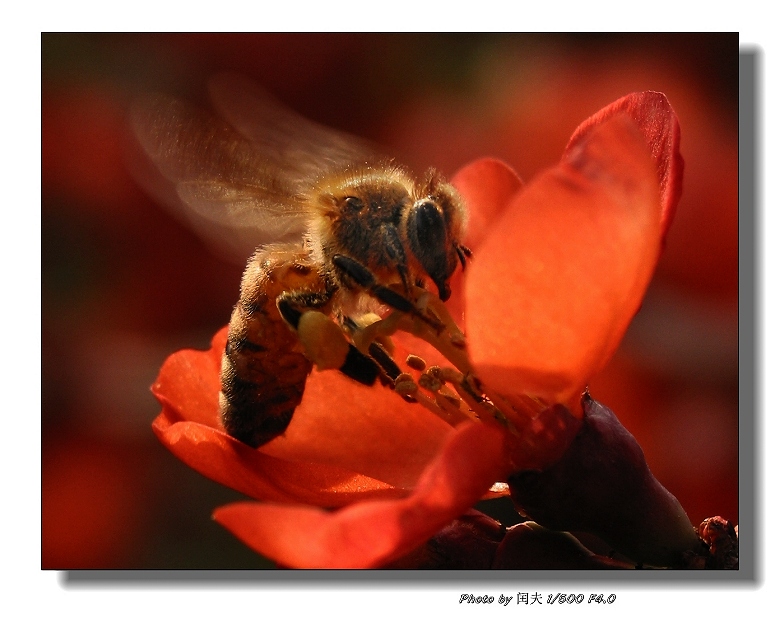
277;290;381;386
331;254;417;312
340;315;402;383
331;254;445;332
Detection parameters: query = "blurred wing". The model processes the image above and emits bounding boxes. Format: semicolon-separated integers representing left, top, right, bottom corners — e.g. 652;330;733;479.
207;72;385;182
130;93;310;260
176;181;309;247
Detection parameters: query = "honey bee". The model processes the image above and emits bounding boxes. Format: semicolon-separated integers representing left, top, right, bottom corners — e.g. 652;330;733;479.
132;73;470;448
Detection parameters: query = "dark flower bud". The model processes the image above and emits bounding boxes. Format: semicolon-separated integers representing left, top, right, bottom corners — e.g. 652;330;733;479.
507;394;702;567
384;510;505;569
492;521;634;570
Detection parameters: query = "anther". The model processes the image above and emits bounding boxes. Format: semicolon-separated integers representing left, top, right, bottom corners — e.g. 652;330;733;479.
427;365;463;386
394;373;418;398
405;354;427;371
418;372;442;392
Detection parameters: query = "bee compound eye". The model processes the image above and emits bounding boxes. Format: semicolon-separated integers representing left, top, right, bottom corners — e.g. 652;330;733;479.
408;199;454;301
416;200;442;223
410;200;447;252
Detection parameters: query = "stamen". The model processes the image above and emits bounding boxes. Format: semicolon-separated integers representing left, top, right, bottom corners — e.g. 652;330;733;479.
423;364;519;435
418;369;443;392
405;354;427;371
394;373;470;427
394;373;419;398
498;393;549;421
348;284;548;437
427;365;463;386
436;390;462;409
432;390;473;425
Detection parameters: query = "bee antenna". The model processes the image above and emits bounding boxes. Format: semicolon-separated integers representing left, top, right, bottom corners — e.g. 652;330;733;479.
455;244;471;270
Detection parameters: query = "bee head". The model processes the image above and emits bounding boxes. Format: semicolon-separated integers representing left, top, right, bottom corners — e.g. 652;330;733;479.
406;173;469;302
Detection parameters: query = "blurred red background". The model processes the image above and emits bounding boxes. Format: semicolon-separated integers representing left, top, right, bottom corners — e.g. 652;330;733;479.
41;33;739;568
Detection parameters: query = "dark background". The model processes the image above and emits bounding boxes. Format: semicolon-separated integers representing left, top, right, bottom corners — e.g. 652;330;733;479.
41;33;739;568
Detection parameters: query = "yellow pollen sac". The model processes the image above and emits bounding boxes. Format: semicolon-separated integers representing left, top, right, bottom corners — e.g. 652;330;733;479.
297;311;351;371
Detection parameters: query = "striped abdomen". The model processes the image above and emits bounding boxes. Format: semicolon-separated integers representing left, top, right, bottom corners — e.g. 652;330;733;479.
219;245;327;448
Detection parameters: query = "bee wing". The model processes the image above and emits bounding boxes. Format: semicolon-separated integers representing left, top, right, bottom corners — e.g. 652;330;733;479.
175;180;308;247
130;92;311;261
207;72;385;184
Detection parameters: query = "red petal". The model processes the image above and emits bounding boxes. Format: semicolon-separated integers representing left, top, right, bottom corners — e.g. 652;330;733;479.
151;328;225;430
213;419;506;568
152;327;454;499
451;157;524;250
258;335;454;490
152;415;399;507
447;158;524;321
466;114;662;413
566;91;683;238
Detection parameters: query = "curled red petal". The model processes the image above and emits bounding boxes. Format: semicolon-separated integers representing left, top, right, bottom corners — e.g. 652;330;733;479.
444;158;524;322
213;419;507;568
451;157;524;250
151;327;225;430
566;91;683;237
466;114;662;413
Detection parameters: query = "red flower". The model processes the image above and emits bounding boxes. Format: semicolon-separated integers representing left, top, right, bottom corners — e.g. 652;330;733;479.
152;91;683;568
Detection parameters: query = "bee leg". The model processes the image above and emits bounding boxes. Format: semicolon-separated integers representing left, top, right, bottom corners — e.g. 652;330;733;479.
277;290;380;386
341;315;402;383
332;254;444;331
367;341;402;383
331;254;416;313
455;244;472;269
379;223;411;292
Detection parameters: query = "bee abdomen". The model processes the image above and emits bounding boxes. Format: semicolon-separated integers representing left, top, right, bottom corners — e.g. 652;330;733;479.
219;362;309;448
219;246;326;448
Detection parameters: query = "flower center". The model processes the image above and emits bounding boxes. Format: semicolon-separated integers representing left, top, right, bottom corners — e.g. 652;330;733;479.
345;285;549;437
